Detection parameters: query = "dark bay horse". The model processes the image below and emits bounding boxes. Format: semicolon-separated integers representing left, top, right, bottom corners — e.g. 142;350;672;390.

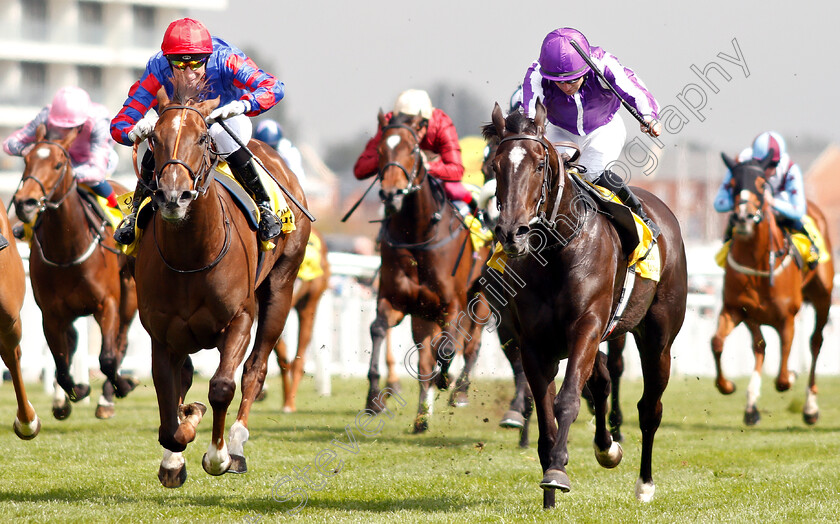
365;111;491;432
482;136;629;448
272;226;331;413
484;101;687;507
0;199;41;439
711;153;833;425
12;125;138;420
134;83;308;488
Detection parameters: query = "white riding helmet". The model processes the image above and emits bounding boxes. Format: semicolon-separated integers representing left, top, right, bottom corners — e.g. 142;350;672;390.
393;89;433;120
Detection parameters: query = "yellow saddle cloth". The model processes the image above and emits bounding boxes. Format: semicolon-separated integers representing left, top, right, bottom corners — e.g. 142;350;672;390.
297;232;325;281
463;215;493;252
116;161;296;256
715;215;830;269
487;179;661;282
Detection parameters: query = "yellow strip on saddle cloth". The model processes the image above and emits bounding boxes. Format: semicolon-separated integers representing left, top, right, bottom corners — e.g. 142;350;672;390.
487;181;661;282
18;184;124;245
116;161;296;256
297;232;324;281
714;215;830;268
463;215;493;252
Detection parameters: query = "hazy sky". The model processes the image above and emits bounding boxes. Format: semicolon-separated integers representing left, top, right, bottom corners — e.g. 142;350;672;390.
192;1;839;154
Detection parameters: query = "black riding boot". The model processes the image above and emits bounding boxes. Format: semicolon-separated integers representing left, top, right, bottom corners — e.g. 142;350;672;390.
114;150;155;245
597;170;660;238
227;148;283;242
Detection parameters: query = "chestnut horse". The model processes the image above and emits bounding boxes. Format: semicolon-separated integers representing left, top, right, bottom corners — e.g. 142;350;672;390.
134;83;308;488
485;101;687;507
272;226;331;413
0;199;41;439
711;153;833;425
365;111;491;432
12;126;138;420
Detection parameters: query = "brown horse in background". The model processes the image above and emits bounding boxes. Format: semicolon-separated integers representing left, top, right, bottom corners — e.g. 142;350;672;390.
272;226;330;413
364;111;491;432
485;101;687;507
0;199;41;439
134;84;308;487
711;153;833;425
12;126;138;420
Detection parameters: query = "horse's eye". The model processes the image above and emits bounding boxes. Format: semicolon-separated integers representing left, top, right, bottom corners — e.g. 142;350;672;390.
55;162;64;170
198;134;207;145
537;161;545;172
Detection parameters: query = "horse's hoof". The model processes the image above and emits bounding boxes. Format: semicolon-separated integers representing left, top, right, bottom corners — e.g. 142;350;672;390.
365;389;385;414
434;371;450;391
202;453;231;476
52;401;72;420
635;477;656;502
116;376;140;398
715;380;736;395
70;384;91;402
803;411;819;425
385;380;402;395
593;440;623;469
744;406;761;426
448;390;469;408
282;406;296;414
499;410;526;429
255;389;268;402
540;469;571;492
158;463;187;488
95;404;115;420
13;416;41;440
610;428;624;443
227;454;247;474
413;416;429;434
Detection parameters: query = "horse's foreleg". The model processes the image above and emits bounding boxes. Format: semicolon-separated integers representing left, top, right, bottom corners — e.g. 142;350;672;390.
152;342;194;488
367;300;403;413
411;317;438;433
711;309;741;395
274;338;293;410
95;298;138;400
743;324;765;426
774;316;796;392
519;342;559;509
286;298;319;413
0;325;40;439
607;334;626;442
449;296;488;408
498;320;533;447
589;351;623;469
203;312;253;477
804;296;830;425
384;329;401;393
43;321;89;413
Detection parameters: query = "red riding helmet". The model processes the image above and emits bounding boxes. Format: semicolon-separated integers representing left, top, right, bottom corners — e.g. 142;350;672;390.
161;18;213;56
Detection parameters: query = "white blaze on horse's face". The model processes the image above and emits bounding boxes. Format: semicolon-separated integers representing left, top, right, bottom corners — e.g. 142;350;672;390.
508;146;526;173
35;147;50;160
385;135;401;149
170;114;183;133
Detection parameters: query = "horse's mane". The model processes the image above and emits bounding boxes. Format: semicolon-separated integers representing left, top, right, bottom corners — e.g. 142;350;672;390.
170;74;209;105
481;110;537;142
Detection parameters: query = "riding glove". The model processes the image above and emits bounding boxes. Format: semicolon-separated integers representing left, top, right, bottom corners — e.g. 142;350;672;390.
206;100;249;125
128;111;159;143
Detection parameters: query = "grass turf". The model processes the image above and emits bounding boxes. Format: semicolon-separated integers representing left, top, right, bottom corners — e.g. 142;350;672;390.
0;372;838;523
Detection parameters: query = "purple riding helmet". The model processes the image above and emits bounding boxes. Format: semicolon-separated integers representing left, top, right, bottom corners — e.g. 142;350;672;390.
538;27;591;81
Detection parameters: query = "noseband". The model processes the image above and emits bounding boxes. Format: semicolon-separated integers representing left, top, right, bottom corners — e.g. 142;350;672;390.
378;123;424;198
156;104;215;200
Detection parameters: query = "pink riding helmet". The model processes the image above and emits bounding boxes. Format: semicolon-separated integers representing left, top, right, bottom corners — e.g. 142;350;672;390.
751;131;785;164
539;27;591;82
48;86;91;128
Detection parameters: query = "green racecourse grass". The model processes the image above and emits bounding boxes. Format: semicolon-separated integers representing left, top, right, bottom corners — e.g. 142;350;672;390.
0;373;839;523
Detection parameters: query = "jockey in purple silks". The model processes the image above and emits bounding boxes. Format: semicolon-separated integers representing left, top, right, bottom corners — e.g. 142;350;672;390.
521;27;663;236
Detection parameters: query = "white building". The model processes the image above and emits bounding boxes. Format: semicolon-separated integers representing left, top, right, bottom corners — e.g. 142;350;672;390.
0;0;227;190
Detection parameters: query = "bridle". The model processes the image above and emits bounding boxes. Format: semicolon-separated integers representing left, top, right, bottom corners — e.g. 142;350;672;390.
154;104;216;200
731;165;768;226
378;123;425;200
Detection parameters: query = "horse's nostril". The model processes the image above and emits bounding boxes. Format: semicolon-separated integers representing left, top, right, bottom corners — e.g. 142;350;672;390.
515;226;529;239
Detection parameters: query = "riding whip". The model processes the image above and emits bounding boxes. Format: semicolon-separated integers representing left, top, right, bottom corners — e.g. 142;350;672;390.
568;40;655;135
216;119;315;222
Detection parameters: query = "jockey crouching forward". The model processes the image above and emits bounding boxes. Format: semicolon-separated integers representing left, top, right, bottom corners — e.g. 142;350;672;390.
521;27;663;236
3;86;120;250
354;89;478;216
714;131;819;266
110;17;285;245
